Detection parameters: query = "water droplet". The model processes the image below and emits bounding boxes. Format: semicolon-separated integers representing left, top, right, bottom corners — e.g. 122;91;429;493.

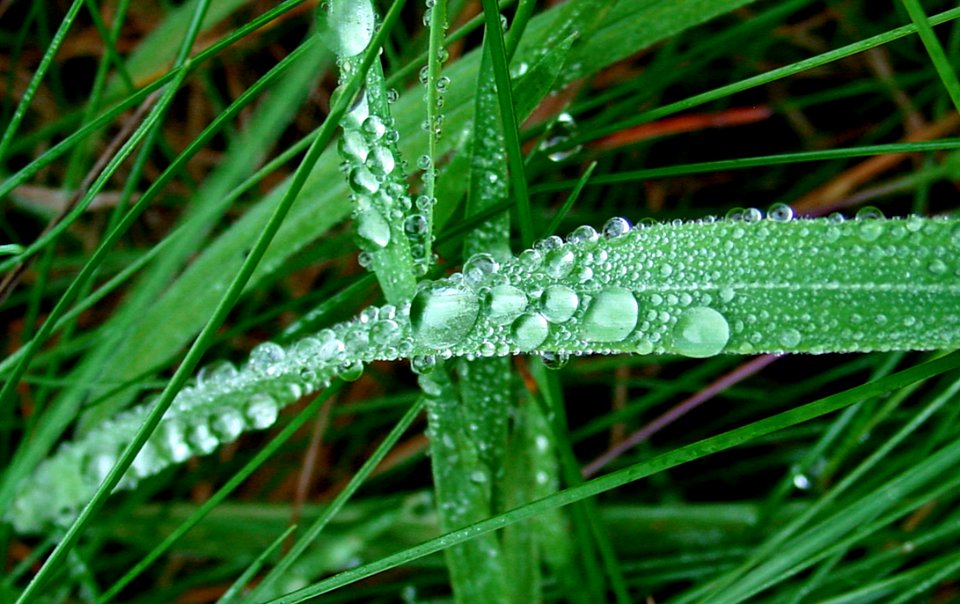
793;473;811;490
719;287;736;303
929;258;948;274
540;285;579;323
671;307;730;358
249;342;285;377
404;214;428;236
540;113;582;162
366;146;395;175
463;253;500;288
602;216;631;240
767;203;793;222
410;284;480;347
581;287;638;342
327;0;376;56
386;88;399;103
417;154;433;171
212;408;245;442
247;393;279;429
435;75;450;92
338;360;364;382
189;422;219;455
349;166;379;194
905;214;924;232
356;209;392;248
540;351;569;370
484;285;528;325
779;328;802;348
511;313;550;351
410;354;438;374
545;247;575;279
567;224;598;244
856;206;884;221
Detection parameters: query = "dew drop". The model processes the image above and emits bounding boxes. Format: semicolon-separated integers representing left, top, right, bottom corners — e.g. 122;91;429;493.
338;360;364;382
540;285;579;323
767;202;793;223
483;285;528;325
349;166;379;194
671;306;730;358
905;214;924;232
410;284;480;347
247;393;280;430
189;422;219;455
410;354;438;375
540;351;569;370
249;342;285;377
356;209;392;248
511;313;550;351
779;328;802;348
719;287;736;303
742;208;762;223
567;224;598;244
544;247;576;279
212;408;245;442
602;217;631;239
929;258;948;274
540;113;582;162
581;287;638;342
327;0;375;56
463;253;500;288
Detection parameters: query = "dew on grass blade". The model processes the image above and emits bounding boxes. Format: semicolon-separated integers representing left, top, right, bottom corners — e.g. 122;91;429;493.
671;306;730;358
410;283;481;348
511;313;550;351
581;287;639;343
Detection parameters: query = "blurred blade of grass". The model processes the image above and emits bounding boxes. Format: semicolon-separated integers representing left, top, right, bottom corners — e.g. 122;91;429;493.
0;0;308;199
265;352;960;601
244;397;425;602
531;362;630;603
77;0;751;421
0;35;331;523
571;5;960;148
76;35;330;430
686;364;960;603
216;525;297;604
10;0;405;597
900;0;960;114
532;139;960;193
97;384;343;604
0;0;84;166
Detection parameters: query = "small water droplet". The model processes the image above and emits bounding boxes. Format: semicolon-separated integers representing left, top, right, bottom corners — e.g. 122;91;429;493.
929;258;948;274
540;351;569;370
779;328;802;348
544;247;576;279
540;113;582;162
463;253;500;288
249;342;285;377
602;217;631;239
410;354;438;374
767;203;793;222
671;306;730;358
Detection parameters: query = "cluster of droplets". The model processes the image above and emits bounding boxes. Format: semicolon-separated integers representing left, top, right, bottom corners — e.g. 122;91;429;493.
12;210;960;533
6;305;420;534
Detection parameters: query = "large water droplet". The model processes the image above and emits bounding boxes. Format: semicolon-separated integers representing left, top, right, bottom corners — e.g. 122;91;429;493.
410;284;480;347
327;0;376;56
511;313;550;351
602;217;631;239
767;203;793;222
581;287;638;342
356;209;392;248
671;306;730;358
540;113;582;162
540;285;579;323
212;408;246;442
484;285;528;325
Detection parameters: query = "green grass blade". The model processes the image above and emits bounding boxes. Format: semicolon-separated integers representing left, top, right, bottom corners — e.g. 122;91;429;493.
265;352;960;601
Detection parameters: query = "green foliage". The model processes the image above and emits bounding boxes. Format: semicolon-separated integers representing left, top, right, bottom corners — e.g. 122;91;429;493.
3;1;960;602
